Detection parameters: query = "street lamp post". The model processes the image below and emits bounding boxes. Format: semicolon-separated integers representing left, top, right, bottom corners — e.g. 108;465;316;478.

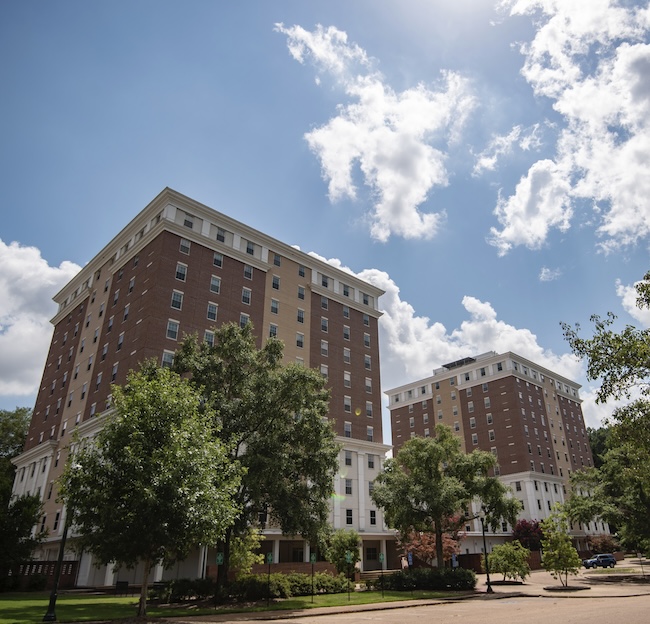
43;514;71;622
480;513;494;594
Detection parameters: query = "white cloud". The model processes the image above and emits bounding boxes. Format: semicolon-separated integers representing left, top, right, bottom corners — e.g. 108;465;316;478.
276;23;476;242
493;0;650;253
616;277;650;327
539;266;562;281
0;240;81;397
488;159;573;254
472;123;544;176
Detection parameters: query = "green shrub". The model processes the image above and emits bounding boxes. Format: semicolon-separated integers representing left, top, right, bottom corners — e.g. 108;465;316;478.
148;581;172;602
370;567;476;591
230;573;292;600
314;572;348;594
0;575;21;592
26;574;47;591
285;572;313;596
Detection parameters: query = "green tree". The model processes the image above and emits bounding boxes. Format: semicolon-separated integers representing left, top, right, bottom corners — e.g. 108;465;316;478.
230;528;265;578
172;322;339;587
371;424;521;567
60;365;242;617
0;407;45;579
541;508;582;587
327;529;361;576
587;426;611;470
484;540;530;582
562;270;650;552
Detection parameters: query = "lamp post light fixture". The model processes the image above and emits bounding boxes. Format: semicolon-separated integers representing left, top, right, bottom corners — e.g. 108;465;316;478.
479;511;494;594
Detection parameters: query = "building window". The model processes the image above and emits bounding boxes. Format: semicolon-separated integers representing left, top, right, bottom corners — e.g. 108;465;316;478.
486;413;493;425
469;417;476;429
111;363;119;382
296;333;304;348
346;509;353;525
368;454;375;469
175;263;187;281
345;450;352;466
344;371;351;387
95;372;102;391
128;277;135;293
363;313;370;326
321;296;328;310
269;324;278;338
365;377;372;393
468;401;474;413
370;510;377;525
271;299;279;314
213;252;223;267
362;293;369;305
242;288;251;305
239;313;249;328
344;421;352;438
343;305;350;319
171;290;183;310
322;275;329;288
364;354;371;370
167;320;179;340
207;303;218;321
204;331;215;346
297;309;304;323
321;317;328;332
320;364;328;379
123;304;129;321
298;265;305;277
244;264;253;279
484;397;491;408
343;348;351;364
489;430;495;441
367;426;374;442
344;396;351;413
183;213;194;229
472;433;478;445
246;240;255;255
210;276;221;294
272;275;280;290
321;340;328;356
366;402;373;418
273;252;281;266
117;333;124;351
342;283;350;297
345;479;352;495
179;238;191;254
454;421;460;432
216;227;226;243
298;286;305;300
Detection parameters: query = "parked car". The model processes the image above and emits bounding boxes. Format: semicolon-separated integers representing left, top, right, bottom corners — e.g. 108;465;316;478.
583;553;617;568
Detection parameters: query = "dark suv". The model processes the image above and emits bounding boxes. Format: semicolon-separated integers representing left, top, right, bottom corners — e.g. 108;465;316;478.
583;553;617;568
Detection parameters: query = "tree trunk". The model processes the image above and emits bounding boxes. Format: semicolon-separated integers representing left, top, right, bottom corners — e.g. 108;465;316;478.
435;522;445;569
215;528;233;595
137;558;152;617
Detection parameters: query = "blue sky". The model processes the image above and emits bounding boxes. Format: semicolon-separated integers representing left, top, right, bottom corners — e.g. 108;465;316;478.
1;0;648;438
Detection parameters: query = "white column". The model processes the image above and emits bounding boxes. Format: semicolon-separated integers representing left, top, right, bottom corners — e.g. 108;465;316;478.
103;562;115;587
76;552;93;587
197;545;207;578
380;539;387;566
303;540;310;563
154;562;164;582
273;539;280;564
357;452;366;531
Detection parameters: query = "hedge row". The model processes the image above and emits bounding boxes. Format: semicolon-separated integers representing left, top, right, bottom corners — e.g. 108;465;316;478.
149;572;350;603
368;567;476;591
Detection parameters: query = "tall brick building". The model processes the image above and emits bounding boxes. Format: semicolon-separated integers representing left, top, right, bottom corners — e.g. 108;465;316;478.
387;351;606;554
11;188;397;586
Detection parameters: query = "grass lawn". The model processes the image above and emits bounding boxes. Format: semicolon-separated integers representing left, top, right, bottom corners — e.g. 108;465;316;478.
0;589;462;623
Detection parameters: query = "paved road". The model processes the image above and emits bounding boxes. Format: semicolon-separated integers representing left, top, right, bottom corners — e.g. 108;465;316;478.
203;595;650;624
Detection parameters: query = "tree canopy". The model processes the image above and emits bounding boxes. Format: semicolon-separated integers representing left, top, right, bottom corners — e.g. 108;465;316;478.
562;270;650;553
60;365;242;616
0;407;44;580
371;424;521;567
172;322;339;584
327;529;361;576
